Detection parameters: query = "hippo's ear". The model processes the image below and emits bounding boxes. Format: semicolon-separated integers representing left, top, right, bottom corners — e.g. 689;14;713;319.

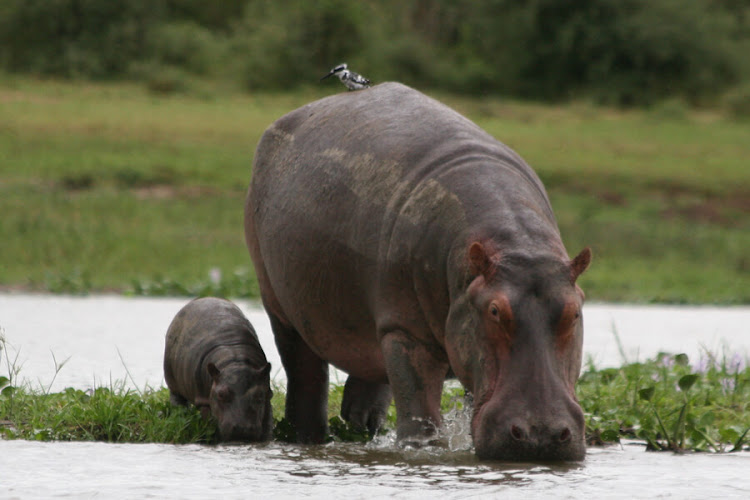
569;247;592;282
468;241;497;278
254;362;272;380
468;242;495;277
207;362;221;382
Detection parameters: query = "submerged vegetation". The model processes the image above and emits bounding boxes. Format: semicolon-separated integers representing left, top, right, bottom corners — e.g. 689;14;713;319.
2;333;748;452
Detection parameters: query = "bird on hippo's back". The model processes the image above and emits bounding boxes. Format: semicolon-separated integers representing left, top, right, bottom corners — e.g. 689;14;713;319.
320;63;371;91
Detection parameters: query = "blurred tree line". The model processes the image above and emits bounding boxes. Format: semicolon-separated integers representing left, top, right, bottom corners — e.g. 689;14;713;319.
1;0;749;105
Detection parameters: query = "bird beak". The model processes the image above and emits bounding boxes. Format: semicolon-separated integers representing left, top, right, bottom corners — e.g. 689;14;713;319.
320;70;335;81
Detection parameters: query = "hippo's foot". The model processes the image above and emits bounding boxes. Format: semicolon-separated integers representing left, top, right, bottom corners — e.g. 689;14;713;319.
341;376;393;436
392;416;447;449
397;416;440;446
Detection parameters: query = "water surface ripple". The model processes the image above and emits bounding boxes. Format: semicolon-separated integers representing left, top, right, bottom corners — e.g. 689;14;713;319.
2;439;749;499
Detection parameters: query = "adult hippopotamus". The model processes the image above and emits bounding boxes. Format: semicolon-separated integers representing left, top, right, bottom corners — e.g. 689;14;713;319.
164;297;273;442
244;82;591;461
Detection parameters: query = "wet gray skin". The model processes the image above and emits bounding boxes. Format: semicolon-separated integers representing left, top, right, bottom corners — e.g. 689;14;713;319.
164;297;273;442
245;82;590;460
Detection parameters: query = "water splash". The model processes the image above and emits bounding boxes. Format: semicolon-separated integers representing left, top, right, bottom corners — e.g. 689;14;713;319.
364;398;475;457
440;402;474;452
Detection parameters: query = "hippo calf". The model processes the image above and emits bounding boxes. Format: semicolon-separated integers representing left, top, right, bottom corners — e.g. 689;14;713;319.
164;297;273;442
245;83;591;460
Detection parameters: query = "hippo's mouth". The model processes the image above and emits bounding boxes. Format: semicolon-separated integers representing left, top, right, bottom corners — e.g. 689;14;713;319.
468;386;495;441
468;383;586;462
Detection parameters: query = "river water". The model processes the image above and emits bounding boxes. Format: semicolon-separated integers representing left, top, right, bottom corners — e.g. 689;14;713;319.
1;294;749;499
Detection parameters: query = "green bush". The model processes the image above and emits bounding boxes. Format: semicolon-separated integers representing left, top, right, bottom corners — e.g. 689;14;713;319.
145;21;225;76
0;0;159;78
452;0;741;104
0;0;748;104
232;0;372;90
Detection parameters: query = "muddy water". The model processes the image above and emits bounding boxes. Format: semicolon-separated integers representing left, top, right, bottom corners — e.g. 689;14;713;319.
1;294;750;498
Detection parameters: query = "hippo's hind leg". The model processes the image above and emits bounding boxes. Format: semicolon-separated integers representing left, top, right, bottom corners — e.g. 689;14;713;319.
341;376;392;436
270;313;329;443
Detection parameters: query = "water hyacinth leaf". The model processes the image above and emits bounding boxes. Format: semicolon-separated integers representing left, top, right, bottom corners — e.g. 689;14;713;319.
730;428;749;452
720;426;740;443
273;418;296;442
0;376;9;389
674;353;690;366
678;374;699;392
1;386;15;397
328;416;370;443
699;412;715;426
639;386;655;401
600;429;620;442
638;429;662;451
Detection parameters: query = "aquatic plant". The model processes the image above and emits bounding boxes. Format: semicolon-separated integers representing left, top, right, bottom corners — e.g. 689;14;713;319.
578;351;750;453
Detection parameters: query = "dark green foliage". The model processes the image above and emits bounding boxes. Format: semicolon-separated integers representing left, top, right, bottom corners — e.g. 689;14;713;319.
579;352;750;452
1;0;748;103
233;0;371;90
455;0;741;104
0;0;159;78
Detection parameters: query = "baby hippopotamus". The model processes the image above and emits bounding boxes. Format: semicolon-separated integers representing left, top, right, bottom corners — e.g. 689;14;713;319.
164;297;273;442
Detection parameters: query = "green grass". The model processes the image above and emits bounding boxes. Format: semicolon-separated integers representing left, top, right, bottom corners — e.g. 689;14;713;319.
1;76;749;303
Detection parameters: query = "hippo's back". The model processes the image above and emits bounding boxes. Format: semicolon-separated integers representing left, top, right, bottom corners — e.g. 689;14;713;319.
245;83;558;379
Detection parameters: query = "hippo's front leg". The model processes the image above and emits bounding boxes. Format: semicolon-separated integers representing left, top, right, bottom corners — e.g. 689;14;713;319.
380;331;449;443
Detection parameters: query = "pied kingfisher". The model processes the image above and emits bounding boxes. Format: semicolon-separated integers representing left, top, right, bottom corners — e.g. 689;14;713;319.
320;63;371;91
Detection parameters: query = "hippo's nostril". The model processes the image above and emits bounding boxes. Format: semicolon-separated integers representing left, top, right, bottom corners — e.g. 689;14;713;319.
510;424;526;441
559;427;572;443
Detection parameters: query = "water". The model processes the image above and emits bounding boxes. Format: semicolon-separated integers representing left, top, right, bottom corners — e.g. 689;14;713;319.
2;439;749;499
1;294;750;498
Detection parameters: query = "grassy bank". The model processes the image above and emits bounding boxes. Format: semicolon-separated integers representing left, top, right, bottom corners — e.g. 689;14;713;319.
1;76;749;303
2;341;748;452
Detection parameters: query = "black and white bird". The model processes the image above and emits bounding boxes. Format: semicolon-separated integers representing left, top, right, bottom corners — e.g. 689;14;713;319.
320;63;371;91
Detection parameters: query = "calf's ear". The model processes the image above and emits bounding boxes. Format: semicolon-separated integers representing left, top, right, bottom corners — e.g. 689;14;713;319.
255;362;271;380
570;247;592;282
207;362;221;382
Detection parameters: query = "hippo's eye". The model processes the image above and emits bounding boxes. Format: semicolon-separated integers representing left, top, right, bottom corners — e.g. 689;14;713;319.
489;304;500;319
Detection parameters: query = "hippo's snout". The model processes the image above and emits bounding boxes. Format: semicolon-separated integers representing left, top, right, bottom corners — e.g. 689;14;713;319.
473;391;586;462
218;421;268;443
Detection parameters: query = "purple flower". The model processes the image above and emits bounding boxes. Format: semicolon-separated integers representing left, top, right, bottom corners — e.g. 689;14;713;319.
720;378;736;394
